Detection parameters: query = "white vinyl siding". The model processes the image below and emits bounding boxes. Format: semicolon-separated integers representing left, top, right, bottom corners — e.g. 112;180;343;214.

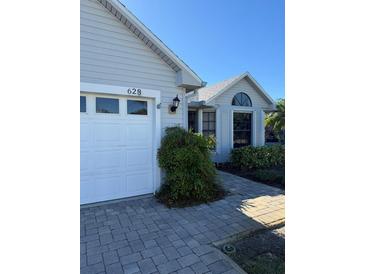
81;0;185;132
208;78;270;163
212;78;271;108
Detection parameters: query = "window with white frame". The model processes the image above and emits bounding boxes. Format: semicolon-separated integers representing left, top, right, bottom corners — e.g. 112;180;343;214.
80;96;86;113
233;112;252;148
232;92;252;107
203;111;216;138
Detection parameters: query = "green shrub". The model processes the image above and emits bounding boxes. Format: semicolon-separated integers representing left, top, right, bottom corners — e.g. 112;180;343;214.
231;145;285;170
157;127;221;206
254;169;285;185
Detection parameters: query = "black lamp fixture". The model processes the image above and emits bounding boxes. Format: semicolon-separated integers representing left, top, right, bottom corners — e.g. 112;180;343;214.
170;94;180;113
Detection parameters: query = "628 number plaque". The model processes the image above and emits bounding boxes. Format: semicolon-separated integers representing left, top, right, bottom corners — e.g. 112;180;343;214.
127;88;142;96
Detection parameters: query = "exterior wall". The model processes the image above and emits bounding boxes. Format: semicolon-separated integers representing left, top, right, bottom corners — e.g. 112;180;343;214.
80;0;185;134
213;106;266;163
208;78;270;162
212;78;272;108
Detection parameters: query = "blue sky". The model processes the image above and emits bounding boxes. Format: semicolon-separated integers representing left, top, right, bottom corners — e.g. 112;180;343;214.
122;0;285;99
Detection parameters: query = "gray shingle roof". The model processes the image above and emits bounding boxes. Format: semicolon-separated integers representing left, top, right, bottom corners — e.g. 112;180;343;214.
195;74;242;101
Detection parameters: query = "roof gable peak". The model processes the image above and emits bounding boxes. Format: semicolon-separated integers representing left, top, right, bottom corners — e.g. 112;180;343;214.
96;0;203;88
197;72;275;105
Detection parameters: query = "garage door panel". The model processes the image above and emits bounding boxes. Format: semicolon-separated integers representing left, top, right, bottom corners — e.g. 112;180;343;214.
126;172;153;194
80;180;94;204
80;151;92;174
94;122;125;147
80;121;91;148
81;175;125;204
126;123;152;146
93;175;124;199
93;148;126;174
126;148;152;170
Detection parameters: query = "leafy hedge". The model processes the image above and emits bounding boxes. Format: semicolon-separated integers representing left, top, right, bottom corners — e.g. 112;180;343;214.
157;127;222;206
253;169;285;185
231;145;285;170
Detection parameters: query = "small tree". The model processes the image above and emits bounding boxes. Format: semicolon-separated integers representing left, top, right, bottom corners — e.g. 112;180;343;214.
157;127;222;207
265;98;285;142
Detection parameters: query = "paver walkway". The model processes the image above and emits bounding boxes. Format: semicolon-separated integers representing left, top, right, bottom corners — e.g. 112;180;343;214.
80;171;285;274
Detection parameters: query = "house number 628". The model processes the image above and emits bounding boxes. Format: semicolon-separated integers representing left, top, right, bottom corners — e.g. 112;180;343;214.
127;88;142;95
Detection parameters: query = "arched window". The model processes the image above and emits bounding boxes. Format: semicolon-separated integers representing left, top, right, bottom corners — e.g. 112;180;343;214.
232;92;252;107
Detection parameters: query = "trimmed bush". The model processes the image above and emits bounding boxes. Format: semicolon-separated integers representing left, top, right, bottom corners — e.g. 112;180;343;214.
231;145;285;170
157;127;222;207
253;169;285;185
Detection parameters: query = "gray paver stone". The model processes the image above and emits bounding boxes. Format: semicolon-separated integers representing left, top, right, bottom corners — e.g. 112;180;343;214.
177;253;200;268
163;246;180;260
177;246;193;256
144;239;157;248
102;250;119;265
141;246;163;258
87;254;103;265
81;262;105;274
120;252;142;265
123;262;140;274
152;253;168;265
105;262;123;274
200;251;221;266
118;246;133;257
208;260;232;274
177;267;195;274
190;261;210;274
192;245;213;256
138;258;157;274
157;259;182;274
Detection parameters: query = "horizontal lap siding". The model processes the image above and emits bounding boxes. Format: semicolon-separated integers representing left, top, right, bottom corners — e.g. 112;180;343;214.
80;0;184;133
213;78;270;162
214;78;271;108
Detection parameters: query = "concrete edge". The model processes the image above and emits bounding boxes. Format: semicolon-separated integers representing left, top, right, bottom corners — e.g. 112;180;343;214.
80;193;154;209
212;221;285;247
214;248;248;274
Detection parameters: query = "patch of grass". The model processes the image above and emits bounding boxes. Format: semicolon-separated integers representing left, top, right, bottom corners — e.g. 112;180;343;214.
220;226;285;274
244;253;284;274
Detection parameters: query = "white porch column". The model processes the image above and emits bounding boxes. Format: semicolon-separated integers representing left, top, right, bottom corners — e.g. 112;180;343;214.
256;110;266;146
252;110;257;146
198;108;203;133
182;92;188;130
215;106;221;155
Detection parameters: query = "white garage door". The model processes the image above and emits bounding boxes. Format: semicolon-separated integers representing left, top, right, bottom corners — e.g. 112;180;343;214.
80;93;154;204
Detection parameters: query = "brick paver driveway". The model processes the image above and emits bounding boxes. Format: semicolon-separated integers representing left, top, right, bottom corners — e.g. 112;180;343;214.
81;171;285;274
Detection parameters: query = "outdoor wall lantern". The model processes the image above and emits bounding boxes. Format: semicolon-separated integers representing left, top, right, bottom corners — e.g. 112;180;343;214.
170;95;180;113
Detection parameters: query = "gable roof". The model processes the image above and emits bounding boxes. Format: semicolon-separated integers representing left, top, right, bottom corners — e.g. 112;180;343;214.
96;0;204;87
195;72;276;105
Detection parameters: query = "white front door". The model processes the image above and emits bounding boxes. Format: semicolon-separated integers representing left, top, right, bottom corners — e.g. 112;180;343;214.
80;93;154;204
